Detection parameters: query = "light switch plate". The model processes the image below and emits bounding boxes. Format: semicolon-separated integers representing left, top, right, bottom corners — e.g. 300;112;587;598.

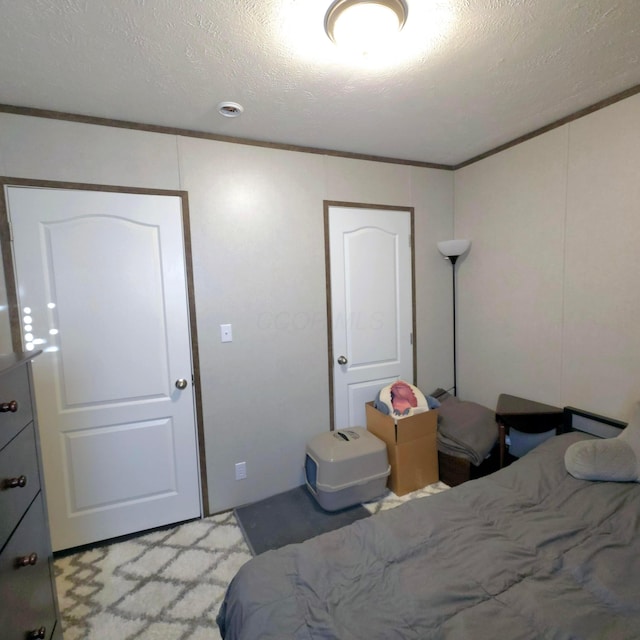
220;323;232;342
235;461;247;480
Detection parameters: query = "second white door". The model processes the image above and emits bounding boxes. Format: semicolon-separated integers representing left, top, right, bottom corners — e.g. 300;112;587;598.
7;186;201;551
328;205;414;429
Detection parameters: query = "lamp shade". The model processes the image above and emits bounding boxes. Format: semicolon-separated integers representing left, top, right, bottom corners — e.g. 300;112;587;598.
437;239;471;258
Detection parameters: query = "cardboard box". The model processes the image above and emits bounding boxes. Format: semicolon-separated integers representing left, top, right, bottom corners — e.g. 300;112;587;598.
365;401;439;496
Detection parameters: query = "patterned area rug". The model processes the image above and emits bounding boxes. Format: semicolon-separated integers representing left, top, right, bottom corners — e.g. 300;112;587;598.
54;511;250;640
54;482;449;639
362;480;450;514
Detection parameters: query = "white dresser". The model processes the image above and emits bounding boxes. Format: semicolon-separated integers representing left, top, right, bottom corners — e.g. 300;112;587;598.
0;352;62;640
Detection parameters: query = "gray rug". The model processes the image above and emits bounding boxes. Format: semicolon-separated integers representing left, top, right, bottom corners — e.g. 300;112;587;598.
234;485;370;555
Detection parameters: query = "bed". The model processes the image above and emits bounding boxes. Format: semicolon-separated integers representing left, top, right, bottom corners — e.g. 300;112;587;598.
216;407;640;639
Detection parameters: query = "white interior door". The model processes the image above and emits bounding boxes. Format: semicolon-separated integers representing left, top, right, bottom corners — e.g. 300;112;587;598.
328;205;414;429
6;186;201;551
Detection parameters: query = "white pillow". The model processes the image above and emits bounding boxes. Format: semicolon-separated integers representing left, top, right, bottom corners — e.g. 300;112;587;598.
565;438;638;482
565;402;640;482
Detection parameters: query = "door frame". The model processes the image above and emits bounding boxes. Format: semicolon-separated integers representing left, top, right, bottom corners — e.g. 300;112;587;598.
0;176;210;516
323;200;417;431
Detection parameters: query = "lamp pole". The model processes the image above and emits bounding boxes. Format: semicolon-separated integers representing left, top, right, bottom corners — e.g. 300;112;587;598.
448;254;459;396
437;239;471;398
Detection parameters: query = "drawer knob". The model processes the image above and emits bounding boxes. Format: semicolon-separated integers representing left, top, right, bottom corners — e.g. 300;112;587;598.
28;627;47;640
0;400;18;413
4;475;27;489
16;552;39;568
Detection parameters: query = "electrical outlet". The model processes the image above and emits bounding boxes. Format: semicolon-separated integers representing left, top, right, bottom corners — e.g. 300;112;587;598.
235;461;247;480
220;323;233;343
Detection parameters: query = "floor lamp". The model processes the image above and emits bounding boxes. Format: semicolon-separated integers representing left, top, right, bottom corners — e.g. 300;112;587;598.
437;239;471;396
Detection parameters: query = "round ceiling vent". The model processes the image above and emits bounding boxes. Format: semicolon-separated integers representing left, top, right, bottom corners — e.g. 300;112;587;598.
217;101;244;118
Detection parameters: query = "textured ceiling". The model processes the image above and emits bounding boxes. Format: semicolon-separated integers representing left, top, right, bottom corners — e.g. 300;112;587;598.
1;0;639;166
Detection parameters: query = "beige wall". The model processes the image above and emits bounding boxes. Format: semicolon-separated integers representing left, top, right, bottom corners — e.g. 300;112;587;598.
454;93;640;422
0;112;454;513
7;90;634;514
454;128;568;408
562;95;640;418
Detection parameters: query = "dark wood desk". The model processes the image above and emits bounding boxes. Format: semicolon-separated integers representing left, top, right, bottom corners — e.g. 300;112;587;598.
496;394;563;468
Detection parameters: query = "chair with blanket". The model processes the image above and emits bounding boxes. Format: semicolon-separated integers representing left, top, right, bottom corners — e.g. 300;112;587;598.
430;388;499;486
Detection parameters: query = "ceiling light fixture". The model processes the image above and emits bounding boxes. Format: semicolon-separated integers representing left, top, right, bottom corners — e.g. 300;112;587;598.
324;0;408;54
217;101;244;118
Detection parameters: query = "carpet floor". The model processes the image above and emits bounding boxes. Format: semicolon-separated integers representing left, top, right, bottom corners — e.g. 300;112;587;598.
54;482;449;639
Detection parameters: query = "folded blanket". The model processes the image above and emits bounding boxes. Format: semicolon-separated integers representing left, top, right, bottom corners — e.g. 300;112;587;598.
431;391;498;466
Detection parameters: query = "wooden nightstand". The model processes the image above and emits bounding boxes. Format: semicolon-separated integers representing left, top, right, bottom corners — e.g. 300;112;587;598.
496;394;563;468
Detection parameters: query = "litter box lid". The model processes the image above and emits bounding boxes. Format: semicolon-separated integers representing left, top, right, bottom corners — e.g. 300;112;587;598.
307;427;386;462
306;427;389;490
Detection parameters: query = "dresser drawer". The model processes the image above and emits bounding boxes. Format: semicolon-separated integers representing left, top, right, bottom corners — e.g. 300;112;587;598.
0;363;34;451
0;422;41;550
0;493;57;640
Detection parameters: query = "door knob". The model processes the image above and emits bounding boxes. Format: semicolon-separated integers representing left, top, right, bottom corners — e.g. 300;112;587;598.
0;400;18;412
4;475;27;489
16;552;38;568
337;356;348;365
175;379;188;390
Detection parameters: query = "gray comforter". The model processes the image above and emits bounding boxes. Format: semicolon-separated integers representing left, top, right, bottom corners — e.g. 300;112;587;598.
217;433;640;639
